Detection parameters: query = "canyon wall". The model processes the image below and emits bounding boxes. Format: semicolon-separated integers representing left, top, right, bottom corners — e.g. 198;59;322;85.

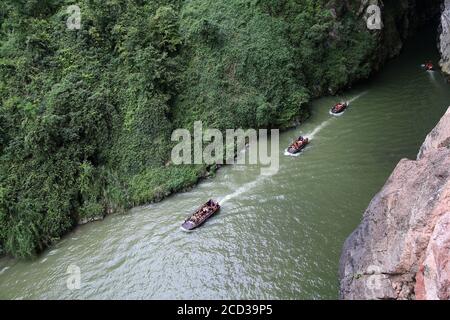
332;0;443;76
440;0;450;75
339;2;450;299
339;107;450;300
336;0;442;70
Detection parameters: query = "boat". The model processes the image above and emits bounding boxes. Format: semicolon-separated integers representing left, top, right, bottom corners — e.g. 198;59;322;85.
423;62;434;71
330;102;348;115
181;200;220;231
287;136;309;154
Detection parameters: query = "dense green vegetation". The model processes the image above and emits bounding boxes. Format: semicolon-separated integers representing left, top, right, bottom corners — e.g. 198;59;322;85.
0;0;381;257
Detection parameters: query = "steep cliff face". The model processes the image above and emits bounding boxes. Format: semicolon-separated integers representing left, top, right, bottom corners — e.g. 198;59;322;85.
339;108;450;300
337;0;443;72
440;0;450;75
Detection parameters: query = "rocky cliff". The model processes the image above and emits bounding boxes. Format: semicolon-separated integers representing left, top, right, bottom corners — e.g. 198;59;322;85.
339;107;450;300
440;0;450;75
338;0;443;74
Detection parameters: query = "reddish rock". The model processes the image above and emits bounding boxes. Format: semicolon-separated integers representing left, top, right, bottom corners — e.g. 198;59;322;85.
415;264;426;300
440;0;450;76
418;107;450;159
415;213;450;300
339;107;450;300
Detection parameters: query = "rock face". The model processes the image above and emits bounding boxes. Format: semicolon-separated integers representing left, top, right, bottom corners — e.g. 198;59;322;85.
440;0;450;75
339;107;450;300
350;0;442;72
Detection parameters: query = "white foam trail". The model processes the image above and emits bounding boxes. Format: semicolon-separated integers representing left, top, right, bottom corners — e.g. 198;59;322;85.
220;92;368;204
219;176;265;205
219;166;279;206
347;91;368;104
0;266;9;275
425;69;440;90
305;119;331;140
428;70;437;81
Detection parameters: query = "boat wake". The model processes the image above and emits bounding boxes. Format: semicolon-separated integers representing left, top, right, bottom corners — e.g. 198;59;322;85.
347;91;368;104
428;70;437;81
0;266;9;275
219;173;274;206
220;93;364;204
305;119;331;140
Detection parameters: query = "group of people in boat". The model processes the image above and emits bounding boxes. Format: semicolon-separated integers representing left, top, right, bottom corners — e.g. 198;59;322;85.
188;200;219;225
289;136;309;151
424;61;434;71
287;100;349;155
331;102;348;114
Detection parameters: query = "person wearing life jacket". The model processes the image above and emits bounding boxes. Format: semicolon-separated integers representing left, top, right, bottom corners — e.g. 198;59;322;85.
209;200;218;211
205;199;218;212
291;140;298;150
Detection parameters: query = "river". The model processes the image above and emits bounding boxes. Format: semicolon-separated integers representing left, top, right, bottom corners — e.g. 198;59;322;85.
1;29;450;300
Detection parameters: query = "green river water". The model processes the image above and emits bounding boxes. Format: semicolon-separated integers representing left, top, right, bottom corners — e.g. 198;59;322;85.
1;29;450;300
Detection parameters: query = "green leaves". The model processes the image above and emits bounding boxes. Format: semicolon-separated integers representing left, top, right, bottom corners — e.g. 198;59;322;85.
150;5;183;52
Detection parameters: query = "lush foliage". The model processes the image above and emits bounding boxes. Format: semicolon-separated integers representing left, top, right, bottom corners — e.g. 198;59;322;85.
0;0;379;257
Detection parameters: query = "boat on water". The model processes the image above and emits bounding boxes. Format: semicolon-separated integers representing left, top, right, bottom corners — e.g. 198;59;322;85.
181;200;220;231
423;62;434;71
287;136;309;155
330;102;348;115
